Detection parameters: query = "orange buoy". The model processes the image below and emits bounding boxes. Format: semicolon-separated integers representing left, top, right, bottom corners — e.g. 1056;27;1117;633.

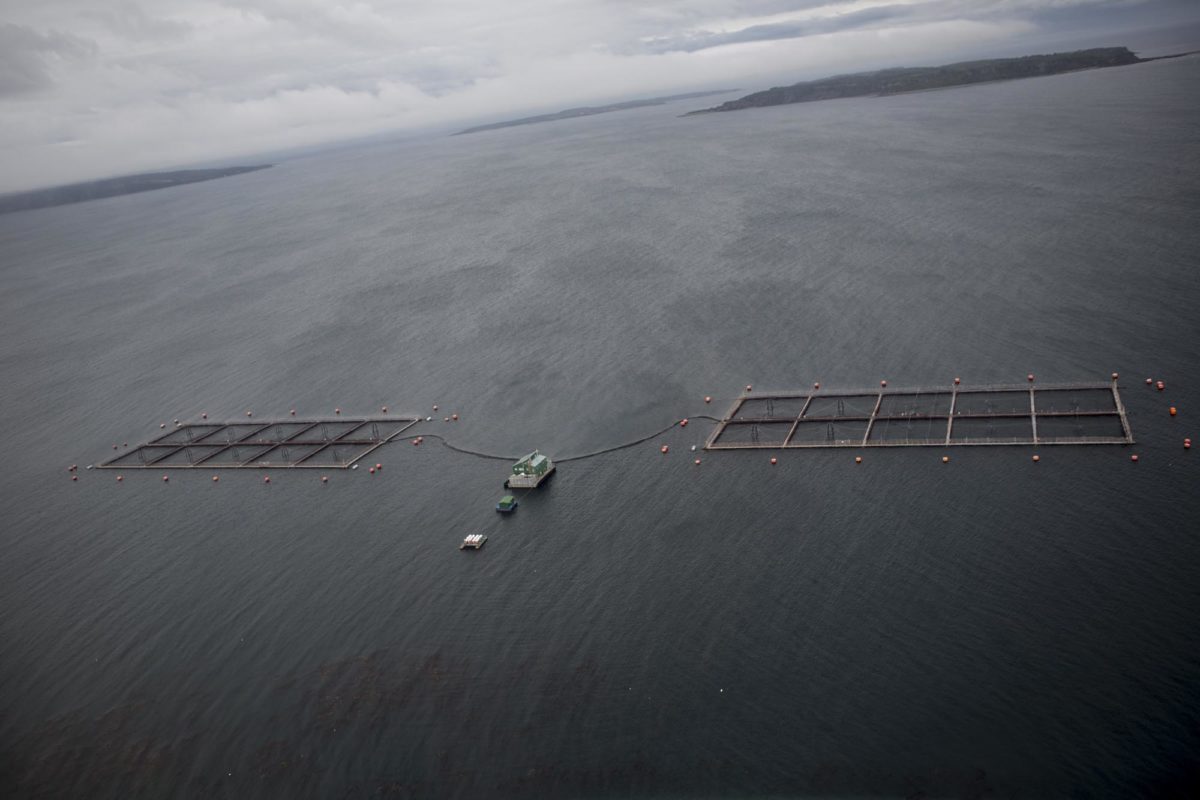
1027;374;1035;382
116;475;123;482
954;377;961;385
1130;454;1139;462
212;475;219;482
704;396;711;403
770;457;777;465
661;445;669;454
855;456;862;464
942;456;950;463
1170;407;1177;416
1032;454;1040;463
680;418;688;427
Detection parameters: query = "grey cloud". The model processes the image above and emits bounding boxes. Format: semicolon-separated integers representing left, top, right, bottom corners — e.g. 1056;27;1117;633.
639;4;917;53
82;3;193;42
631;0;1145;55
216;0;409;51
1;0;1197;192
0;23;96;97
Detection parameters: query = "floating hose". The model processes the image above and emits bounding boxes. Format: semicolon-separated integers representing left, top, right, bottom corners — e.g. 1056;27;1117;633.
412;414;722;464
557;415;720;463
410;433;516;462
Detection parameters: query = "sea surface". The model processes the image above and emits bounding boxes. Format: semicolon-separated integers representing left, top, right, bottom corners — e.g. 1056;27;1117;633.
3;55;1199;798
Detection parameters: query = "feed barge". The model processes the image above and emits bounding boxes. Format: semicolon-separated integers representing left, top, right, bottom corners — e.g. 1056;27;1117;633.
505;450;555;488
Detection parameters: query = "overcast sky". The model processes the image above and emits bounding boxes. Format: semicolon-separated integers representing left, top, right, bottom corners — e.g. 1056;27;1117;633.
2;0;1197;192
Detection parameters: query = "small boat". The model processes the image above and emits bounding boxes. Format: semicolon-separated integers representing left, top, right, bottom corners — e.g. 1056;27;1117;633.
496;494;518;513
460;534;487;550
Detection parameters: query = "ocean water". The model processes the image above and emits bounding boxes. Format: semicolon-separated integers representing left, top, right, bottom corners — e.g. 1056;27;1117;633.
2;56;1199;798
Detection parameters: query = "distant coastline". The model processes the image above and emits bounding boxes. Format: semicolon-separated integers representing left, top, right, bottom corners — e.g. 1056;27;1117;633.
0;165;273;215
685;47;1193;116
454;90;737;136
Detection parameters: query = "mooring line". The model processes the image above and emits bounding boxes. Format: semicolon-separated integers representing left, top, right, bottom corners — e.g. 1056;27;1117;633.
411;414;722;464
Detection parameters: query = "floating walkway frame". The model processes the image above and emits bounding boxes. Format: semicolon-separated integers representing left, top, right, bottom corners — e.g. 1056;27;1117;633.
99;416;420;469
705;381;1133;450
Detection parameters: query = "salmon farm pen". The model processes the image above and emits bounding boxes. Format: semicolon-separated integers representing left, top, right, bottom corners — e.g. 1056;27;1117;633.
99;416;420;469
705;380;1133;449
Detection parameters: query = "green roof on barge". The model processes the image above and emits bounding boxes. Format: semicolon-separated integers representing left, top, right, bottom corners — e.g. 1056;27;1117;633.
507;450;555;488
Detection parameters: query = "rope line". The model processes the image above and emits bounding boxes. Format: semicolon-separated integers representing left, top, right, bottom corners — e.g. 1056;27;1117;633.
411;414;722;464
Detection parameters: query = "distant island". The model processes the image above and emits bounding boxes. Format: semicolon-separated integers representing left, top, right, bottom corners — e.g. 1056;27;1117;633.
0;165;273;215
455;90;737;135
686;47;1174;115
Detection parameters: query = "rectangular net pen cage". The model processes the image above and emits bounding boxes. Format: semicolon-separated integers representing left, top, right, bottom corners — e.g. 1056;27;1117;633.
705;381;1133;450
98;416;421;469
